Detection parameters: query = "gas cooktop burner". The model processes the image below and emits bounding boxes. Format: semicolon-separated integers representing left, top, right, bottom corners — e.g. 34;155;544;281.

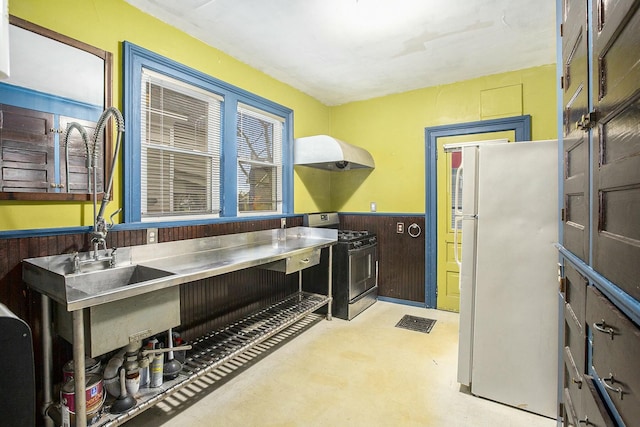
338;230;372;241
337;230;377;249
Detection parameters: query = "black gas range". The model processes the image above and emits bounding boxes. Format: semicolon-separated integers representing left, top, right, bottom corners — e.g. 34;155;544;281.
302;213;378;320
338;230;378;250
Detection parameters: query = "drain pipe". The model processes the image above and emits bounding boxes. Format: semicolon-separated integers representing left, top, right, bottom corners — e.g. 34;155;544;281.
41;295;54;427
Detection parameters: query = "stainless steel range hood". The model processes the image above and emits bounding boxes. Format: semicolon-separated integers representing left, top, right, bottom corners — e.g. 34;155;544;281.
294;135;375;171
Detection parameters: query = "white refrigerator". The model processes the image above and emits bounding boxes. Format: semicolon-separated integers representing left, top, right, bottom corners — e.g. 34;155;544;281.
451;140;559;418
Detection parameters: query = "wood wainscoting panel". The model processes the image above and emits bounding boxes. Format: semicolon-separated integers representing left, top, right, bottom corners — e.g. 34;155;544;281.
340;214;426;304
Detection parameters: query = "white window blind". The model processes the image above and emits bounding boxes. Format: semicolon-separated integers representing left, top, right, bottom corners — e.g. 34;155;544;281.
140;68;222;218
236;103;283;214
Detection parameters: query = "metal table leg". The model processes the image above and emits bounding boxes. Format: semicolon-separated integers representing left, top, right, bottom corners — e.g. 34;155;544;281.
42;295;54;427
72;309;87;427
327;246;333;321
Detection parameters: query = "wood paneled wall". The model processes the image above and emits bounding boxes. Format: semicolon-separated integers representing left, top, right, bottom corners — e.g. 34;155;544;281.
340;214;426;304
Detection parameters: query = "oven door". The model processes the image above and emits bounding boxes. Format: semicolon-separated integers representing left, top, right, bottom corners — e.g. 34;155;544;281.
347;244;377;300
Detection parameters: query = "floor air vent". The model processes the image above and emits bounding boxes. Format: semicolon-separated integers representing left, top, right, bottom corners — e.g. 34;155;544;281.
395;315;436;334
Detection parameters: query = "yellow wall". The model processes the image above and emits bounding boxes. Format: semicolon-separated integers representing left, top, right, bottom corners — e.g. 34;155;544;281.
4;0;330;230
3;1;557;230
328;65;557;213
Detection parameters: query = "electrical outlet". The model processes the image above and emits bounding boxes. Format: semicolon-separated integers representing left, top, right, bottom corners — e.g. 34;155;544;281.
397;222;404;233
370;202;377;212
146;228;158;244
281;218;286;228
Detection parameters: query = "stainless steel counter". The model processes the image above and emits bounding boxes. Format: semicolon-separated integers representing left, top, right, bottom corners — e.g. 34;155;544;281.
23;226;337;311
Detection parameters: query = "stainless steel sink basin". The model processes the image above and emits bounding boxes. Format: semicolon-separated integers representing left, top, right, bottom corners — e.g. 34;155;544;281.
65;264;175;294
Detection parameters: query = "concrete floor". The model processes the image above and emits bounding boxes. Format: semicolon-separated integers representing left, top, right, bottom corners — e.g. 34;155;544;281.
126;301;557;427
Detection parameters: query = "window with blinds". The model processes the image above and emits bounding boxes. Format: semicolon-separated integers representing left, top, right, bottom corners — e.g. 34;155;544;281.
236;103;283;214
140;69;222;218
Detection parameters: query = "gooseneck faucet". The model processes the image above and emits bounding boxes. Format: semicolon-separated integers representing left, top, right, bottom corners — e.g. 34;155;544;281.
63;107;125;271
90;106;125;257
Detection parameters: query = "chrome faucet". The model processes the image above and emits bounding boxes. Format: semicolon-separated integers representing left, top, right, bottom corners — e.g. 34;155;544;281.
93;106;125;235
72;247;118;273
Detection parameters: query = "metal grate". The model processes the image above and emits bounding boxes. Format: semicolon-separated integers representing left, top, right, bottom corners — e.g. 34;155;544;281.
97;292;330;426
395;315;436;334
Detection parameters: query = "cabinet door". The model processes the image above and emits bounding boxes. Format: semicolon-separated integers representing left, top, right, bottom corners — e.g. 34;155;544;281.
582;376;617;427
0;104;55;192
591;0;640;301
564;262;588;327
587;285;640;425
562;0;590;262
563;344;584;418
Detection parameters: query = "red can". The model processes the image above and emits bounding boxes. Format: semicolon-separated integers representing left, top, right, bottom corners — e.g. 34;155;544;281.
60;373;104;415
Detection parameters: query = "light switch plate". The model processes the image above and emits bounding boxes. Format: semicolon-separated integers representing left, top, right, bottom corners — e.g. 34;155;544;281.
370;202;377;212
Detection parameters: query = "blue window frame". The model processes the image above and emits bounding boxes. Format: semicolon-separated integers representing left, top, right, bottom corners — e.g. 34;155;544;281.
122;42;294;225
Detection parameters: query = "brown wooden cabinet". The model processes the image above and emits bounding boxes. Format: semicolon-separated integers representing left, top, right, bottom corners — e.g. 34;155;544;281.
559;0;640;425
591;0;640;302
562;0;590;263
587;286;640;426
0;104;55;192
0;105;101;196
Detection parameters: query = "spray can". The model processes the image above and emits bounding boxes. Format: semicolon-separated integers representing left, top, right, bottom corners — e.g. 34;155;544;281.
150;351;164;388
138;356;150;388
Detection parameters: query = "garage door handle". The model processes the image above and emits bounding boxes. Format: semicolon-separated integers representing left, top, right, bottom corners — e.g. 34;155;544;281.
602;374;624;400
593;320;616;339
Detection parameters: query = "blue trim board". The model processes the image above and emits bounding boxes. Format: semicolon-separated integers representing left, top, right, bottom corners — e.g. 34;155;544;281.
0;83;103;120
424;115;532;309
0;226;93;239
222;93;240;217
122;41;294;223
338;212;425;217
557;245;640;327
555;0;565;418
377;296;426;308
0;213;305;239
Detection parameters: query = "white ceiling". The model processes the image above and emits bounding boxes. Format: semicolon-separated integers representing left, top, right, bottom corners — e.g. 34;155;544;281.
125;0;557;106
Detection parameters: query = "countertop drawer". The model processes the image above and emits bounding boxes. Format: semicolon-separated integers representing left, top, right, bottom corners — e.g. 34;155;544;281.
587;285;640;425
260;248;321;274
